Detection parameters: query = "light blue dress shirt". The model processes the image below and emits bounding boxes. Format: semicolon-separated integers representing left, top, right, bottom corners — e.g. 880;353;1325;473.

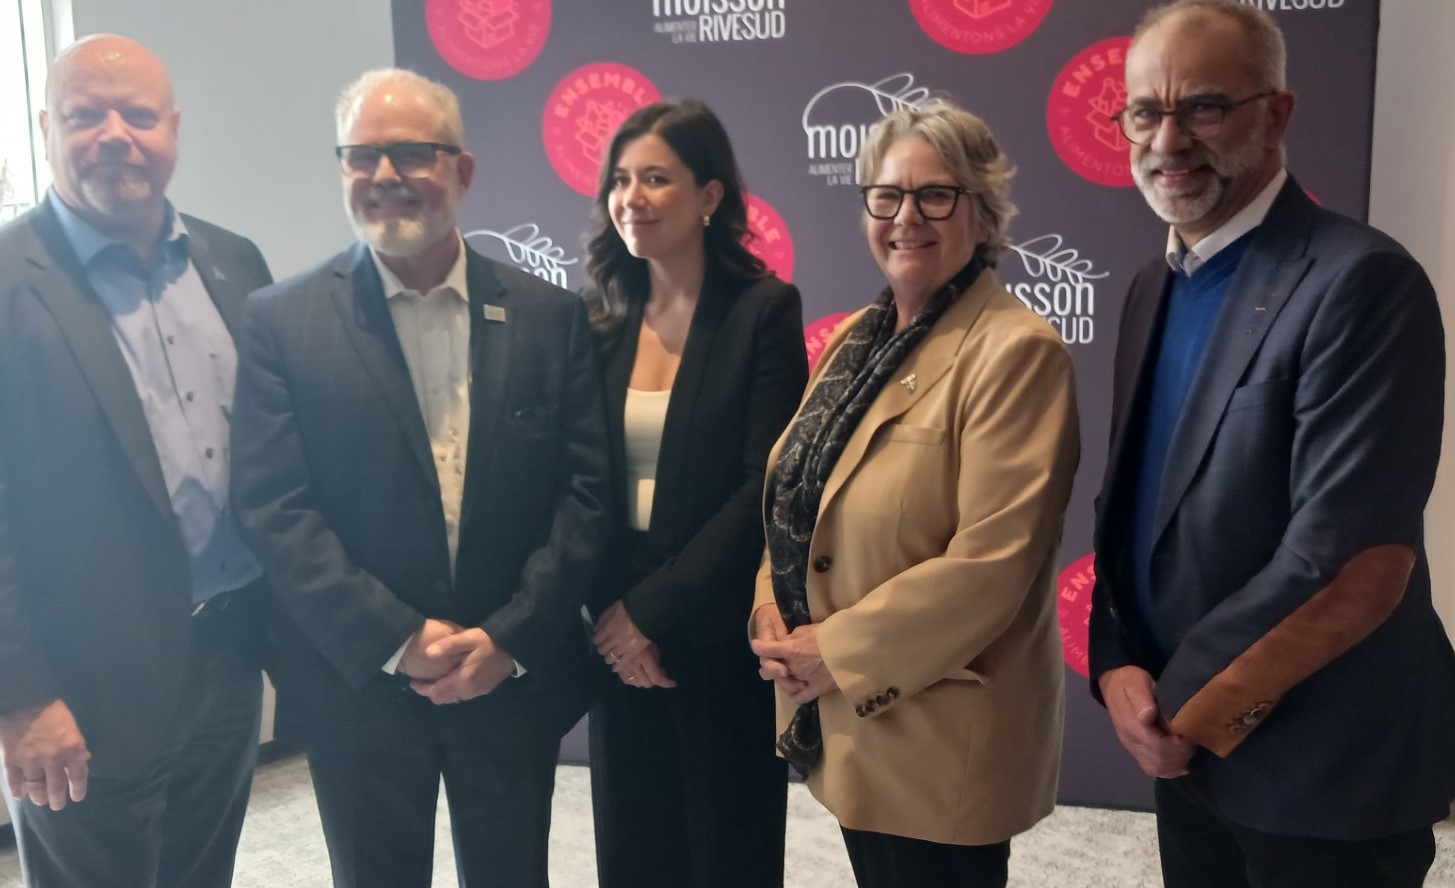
48;191;260;603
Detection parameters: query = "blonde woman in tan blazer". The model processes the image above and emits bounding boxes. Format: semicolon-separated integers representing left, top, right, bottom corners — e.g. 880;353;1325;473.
750;99;1080;888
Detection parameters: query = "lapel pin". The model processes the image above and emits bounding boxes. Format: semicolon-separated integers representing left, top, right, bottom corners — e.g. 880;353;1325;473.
899;373;917;394
212;266;227;282
483;304;507;323
1254;306;1267;313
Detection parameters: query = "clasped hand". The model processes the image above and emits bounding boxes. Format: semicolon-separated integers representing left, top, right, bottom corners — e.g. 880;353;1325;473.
592;601;675;689
399;618;517;704
749;605;837;705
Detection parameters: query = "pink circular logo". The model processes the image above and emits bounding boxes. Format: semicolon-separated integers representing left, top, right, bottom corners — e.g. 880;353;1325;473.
542;62;661;197
1057;552;1095;677
909;0;1054;55
745;194;795;283
1047;36;1133;188
427;0;551;81
803;313;852;369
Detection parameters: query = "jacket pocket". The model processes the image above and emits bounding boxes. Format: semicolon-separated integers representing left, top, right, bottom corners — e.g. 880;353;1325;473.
885;423;946;446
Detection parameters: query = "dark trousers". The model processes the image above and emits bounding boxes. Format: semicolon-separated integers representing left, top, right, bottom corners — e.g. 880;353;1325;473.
840;827;1010;888
306;713;558;888
588;641;787;888
1155;778;1437;888
6;591;263;888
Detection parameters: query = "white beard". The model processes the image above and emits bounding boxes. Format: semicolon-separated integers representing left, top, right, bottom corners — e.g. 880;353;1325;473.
348;184;458;258
1133;120;1269;227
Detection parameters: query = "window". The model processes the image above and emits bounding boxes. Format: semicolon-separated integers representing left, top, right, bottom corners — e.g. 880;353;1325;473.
2;0;53;223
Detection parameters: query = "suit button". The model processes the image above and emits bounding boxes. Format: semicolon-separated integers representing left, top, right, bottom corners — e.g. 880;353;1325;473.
864;699;878;713
855;705;868;718
875;694;890;706
813;555;833;573
886;686;900;699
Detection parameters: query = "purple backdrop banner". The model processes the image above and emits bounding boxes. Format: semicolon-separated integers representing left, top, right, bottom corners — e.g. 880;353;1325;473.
390;0;1379;811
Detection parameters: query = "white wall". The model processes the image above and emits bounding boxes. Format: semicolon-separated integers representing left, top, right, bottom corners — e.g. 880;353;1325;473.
1369;0;1455;629
67;0;395;279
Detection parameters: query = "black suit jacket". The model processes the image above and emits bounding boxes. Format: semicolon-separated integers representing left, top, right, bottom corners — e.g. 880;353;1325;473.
231;242;608;746
0;200;272;776
1090;178;1455;839
587;275;807;659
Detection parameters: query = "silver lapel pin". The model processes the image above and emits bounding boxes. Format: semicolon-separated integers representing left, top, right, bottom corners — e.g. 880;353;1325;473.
899;373;917;394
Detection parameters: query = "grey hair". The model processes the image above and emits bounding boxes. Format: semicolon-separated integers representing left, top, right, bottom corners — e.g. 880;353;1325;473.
1134;0;1287;91
856;97;1016;265
334;68;466;147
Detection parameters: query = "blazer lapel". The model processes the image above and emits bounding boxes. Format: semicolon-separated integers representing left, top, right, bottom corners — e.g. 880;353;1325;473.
1153;181;1314;541
816;270;999;520
649;275;733;537
26;204;173;520
602;295;645;527
459;249;510;533
1101;262;1172;526
330;245;439;495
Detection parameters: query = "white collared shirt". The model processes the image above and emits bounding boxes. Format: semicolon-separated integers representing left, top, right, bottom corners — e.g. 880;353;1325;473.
1166;168;1288;276
371;235;472;571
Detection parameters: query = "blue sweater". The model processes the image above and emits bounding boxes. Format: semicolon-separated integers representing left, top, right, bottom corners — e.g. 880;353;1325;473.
1128;233;1254;658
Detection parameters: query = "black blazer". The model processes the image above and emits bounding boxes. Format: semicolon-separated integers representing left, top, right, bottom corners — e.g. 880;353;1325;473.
1090;178;1455;839
588;274;807;656
0;200;272;776
231;243;609;745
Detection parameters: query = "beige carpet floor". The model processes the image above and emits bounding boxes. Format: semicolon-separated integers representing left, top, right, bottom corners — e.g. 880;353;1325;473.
3;754;1453;886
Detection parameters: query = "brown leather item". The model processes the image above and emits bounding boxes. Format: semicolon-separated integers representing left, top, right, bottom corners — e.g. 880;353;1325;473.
1169;544;1415;757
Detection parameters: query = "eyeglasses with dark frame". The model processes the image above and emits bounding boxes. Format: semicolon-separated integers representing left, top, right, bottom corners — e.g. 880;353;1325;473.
335;142;463;179
859;184;972;221
1110;90;1278;146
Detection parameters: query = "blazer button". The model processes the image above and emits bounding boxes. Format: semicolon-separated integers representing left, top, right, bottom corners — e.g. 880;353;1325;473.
813;555;833;573
886;686;900;699
875;694;890;706
855;705;869;718
863;699;878;713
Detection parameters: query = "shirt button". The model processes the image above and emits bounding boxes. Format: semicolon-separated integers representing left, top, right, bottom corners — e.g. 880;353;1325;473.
166;335;175;344
205;448;214;458
185;392;194;402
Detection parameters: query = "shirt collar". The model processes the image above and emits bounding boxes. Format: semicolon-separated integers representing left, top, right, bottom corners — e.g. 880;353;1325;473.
46;188;188;267
370;232;470;304
1166;168;1287;276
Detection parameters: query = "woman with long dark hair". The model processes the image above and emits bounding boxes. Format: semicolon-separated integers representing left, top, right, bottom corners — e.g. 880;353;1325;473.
582;99;807;888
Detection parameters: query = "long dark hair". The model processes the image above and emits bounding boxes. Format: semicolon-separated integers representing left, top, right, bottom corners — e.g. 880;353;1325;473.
582;99;766;337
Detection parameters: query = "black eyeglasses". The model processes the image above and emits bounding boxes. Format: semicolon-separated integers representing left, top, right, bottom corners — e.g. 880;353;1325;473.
335;142;462;179
1111;91;1278;146
859;184;971;221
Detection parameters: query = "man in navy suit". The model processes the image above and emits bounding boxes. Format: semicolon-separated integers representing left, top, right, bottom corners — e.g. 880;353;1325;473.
230;69;608;888
1090;2;1455;886
0;35;272;887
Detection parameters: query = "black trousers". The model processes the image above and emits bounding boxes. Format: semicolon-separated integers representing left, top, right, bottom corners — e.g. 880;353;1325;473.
840;827;1010;888
6;590;263;888
306;710;558;888
1155;778;1437;888
588;640;787;888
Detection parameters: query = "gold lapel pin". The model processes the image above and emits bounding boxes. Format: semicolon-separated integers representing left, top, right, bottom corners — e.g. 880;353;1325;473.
899;373;917;394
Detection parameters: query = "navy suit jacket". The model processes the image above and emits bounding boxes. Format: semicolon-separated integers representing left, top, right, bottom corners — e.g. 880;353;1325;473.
231;242;608;746
0;200;272;775
1090;178;1455;839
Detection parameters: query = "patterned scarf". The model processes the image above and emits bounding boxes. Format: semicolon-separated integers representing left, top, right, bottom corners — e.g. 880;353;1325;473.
765;258;983;777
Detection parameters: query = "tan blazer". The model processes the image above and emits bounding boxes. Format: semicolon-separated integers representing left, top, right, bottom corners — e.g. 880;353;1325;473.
753;269;1079;845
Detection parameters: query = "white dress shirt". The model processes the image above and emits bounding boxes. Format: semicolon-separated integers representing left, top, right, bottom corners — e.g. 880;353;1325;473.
371;237;521;677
